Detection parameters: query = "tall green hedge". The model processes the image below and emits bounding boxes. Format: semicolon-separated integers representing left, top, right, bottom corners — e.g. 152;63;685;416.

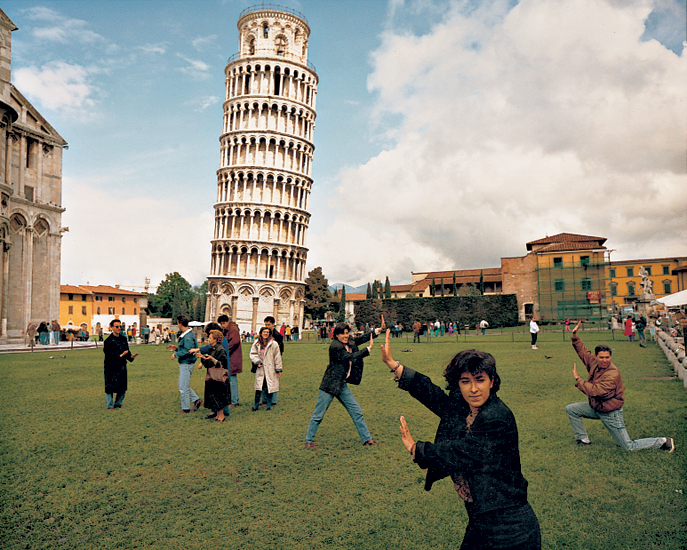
354;294;518;329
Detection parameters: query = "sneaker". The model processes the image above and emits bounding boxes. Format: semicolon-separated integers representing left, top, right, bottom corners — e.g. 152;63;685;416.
660;437;675;453
304;442;317;449
363;439;378;446
576;439;591;446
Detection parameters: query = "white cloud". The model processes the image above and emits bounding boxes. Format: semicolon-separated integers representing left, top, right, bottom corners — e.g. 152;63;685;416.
192;35;219;52
176;54;212;78
61;180;214;289
312;0;687;285
138;43;168;55
13;62;100;114
25;6;106;45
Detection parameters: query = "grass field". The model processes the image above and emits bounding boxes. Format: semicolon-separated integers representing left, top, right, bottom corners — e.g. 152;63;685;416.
1;332;685;549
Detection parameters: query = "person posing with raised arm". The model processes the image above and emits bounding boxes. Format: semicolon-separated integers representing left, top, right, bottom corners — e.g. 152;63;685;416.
103;319;139;410
380;330;541;550
305;318;385;449
566;320;674;451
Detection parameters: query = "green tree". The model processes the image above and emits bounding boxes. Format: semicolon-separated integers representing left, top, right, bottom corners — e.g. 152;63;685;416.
191;280;208;321
479;270;485;295
440;278;445;297
337;286;347;322
384;276;391;299
452;273;457;297
366;283;372;300
304;267;332;320
151;272;193;318
431;278;436;297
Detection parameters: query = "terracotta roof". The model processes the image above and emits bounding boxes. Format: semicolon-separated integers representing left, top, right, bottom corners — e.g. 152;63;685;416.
60;284;92;294
390;284;415;291
413;267;501;279
526;232;606;251
534;241;607;253
610;256;687;265
80;285;145;296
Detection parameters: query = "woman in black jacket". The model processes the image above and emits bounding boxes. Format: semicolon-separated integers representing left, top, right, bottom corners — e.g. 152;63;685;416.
381;331;540;549
304;322;381;448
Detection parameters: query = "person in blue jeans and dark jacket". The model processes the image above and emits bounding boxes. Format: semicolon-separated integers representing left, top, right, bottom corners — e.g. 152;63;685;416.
168;314;202;414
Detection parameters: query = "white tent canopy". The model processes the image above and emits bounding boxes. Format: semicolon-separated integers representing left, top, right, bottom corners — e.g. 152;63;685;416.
655;289;687;307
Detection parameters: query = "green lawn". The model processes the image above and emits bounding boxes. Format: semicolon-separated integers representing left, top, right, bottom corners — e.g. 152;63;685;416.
1;333;684;549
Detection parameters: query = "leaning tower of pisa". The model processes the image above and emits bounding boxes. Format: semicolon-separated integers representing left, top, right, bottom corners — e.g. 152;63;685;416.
206;5;317;333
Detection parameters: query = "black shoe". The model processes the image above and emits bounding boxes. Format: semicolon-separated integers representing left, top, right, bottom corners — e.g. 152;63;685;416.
251;406;259;412
206;413;217;419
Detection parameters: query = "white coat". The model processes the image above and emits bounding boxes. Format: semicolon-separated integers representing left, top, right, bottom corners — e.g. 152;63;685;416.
249;338;282;393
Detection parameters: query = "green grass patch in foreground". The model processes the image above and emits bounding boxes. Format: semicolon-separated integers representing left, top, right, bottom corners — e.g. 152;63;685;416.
0;335;685;549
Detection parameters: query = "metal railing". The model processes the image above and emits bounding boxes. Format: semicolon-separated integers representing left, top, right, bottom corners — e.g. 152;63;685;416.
239;4;308;23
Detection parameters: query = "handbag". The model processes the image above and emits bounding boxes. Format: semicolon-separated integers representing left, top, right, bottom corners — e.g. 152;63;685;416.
206;367;228;383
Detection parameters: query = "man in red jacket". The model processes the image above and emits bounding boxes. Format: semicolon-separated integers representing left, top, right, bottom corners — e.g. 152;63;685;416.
566;320;674;451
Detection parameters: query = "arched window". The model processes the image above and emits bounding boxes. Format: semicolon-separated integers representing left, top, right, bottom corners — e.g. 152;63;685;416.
249;38;255;55
263;25;269;38
276;36;286;56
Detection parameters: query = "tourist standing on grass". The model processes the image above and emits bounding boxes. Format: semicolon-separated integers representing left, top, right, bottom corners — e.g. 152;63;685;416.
192;322;232;418
261;316;284;407
249;327;283;411
529;317;540;349
218;314;242;408
565;320;674;452
624;315;634;342
379;330;541;549
479;319;489;336
636;314;647;343
194;329;229;423
103;319;138;410
305;322;382;448
413;320;421;343
168;314;203;414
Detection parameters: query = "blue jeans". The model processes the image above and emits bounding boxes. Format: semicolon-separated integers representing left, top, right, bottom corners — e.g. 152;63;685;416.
305;386;372;444
565;402;664;450
229;374;239;406
261;388;277;405
178;362;200;411
106;392;125;409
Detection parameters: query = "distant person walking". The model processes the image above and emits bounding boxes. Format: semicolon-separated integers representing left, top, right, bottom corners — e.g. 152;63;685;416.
103;319;138;410
479;319;489;336
530;317;540;350
624;315;634;342
168;314;202;414
413;320;421;343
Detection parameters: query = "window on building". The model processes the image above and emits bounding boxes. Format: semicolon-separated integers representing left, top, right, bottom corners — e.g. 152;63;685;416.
524;303;534;316
121;297;126;303
96;296;103;301
122;308;125;315
276;36;286;56
627;282;635;295
580;256;590;267
626;267;634;277
263;24;269;38
109;296;115;302
82;306;87;315
81;295;87;301
68;306;73;314
97;307;101;315
609;268;616;278
553;257;562;267
644;266;652;276
662;265;670;275
554;279;565;292
24;186;34;202
581;278;592;291
68;294;74;301
249;38;255;55
610;283;618;297
133;298;138;303
134;308;137;315
663;281;672;294
108;307;114;315
26;138;37;169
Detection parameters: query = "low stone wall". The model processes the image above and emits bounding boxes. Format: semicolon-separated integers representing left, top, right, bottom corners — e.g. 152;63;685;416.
657;331;687;388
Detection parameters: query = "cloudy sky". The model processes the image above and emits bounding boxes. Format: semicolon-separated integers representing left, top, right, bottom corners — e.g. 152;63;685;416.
4;0;686;291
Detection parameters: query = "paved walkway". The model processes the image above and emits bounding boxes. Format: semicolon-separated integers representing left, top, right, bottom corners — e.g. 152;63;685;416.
0;341;104;354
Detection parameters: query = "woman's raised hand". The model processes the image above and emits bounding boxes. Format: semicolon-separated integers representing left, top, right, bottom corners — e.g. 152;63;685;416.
367;332;374;352
380;328;396;369
399;416;416;454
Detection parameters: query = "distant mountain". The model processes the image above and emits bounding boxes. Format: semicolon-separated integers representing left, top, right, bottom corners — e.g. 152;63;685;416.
329;283;367;295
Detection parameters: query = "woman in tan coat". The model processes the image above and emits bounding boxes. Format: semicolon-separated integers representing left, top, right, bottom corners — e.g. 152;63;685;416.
249;327;283;411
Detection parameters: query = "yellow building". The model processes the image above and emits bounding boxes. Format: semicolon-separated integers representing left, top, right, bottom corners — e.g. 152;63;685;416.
608;257;687;308
60;285;145;333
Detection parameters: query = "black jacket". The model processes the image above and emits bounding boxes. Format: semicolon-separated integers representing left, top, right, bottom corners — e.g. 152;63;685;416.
103;333;135;394
398;367;529;515
319;331;376;396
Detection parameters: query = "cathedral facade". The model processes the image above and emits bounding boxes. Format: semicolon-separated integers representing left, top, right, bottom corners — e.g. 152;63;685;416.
0;9;67;343
206;6;317;332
